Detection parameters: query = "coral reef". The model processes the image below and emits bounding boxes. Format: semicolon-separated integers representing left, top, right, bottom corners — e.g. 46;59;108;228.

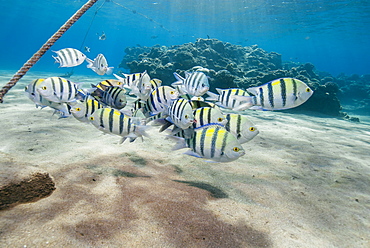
119;38;368;117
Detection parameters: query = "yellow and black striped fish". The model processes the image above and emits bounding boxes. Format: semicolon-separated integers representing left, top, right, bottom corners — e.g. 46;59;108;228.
96;79;124;90
224;113;259;143
25;78;72;118
91;85;127;110
233;78;314;111
174;125;245;162
193;107;227;129
70;97;104;122
149;78;162;90
167;98;195;130
206;88;252;110
89;107;148;143
37;76;80;103
142;86;179;116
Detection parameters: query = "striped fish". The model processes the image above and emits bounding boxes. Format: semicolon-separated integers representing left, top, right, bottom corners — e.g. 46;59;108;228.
193;107;227;129
25;78;72;117
224;113;259;143
149;79;162;90
86;53;113;75
167;98;195;130
173;125;245;162
188;100;217;110
69;97;104;122
96;79;124;90
113;71;146;90
52;48;86;67
206;88;253;110
245;78;314;111
114;71;152;100
89;107;148;143
142;86;179;116
37;77;80;103
91;85;127;110
172;71;209;97
129;71;152;100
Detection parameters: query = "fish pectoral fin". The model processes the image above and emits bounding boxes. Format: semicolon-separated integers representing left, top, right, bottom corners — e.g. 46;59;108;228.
183;150;202;158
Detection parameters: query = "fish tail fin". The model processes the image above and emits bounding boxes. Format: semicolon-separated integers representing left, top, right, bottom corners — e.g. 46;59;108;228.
205;91;219;101
85;57;94;68
230;95;255;111
171;72;184;86
106;67;114;75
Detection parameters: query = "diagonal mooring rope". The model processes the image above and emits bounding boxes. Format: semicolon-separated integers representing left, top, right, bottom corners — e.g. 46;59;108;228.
0;0;99;103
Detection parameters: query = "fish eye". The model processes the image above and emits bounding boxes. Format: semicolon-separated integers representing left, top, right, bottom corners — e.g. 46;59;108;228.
184;114;189;119
306;88;311;92
89;116;95;121
233;147;240;152
42;86;47;90
249;127;255;131
76;107;81;111
218;117;223;122
118;82;122;85
170;91;174;94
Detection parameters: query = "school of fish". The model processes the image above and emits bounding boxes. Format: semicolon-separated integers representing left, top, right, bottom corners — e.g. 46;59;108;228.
25;47;314;162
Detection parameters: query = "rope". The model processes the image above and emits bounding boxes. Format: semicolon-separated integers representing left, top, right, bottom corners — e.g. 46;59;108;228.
0;0;99;103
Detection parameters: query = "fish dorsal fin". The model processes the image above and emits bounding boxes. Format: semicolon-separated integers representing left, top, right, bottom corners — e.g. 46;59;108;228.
173;72;184;81
216;88;223;95
246;86;258;96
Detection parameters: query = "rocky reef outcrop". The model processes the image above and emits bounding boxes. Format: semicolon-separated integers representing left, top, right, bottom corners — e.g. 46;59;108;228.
119;38;368;118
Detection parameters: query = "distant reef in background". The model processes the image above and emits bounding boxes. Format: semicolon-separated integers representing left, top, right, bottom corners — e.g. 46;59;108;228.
119;38;369;120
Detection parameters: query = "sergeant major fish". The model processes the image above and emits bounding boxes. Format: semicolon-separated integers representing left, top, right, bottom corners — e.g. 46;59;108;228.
89;107;149;143
224;113;259;143
142;86;179;117
25;78;72;118
91;85;127;109
173;124;245;163
158;98;195;137
193;106;227;129
36;77;81;103
232;78;314;111
172;71;209;97
69;97;104;122
52;48;86;67
206;88;253;110
86;54;113;75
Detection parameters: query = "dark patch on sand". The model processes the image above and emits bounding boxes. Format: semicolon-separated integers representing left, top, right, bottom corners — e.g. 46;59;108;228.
173;180;228;198
121;152;148;167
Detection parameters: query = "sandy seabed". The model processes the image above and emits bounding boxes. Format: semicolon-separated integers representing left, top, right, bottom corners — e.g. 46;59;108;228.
0;70;369;248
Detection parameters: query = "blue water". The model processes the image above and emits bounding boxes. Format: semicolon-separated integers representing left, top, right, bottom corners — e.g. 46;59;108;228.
1;0;369;76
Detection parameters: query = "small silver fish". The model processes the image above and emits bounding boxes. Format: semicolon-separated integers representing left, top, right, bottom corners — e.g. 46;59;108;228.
98;31;106;40
52;48;86;68
86;54;113;75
